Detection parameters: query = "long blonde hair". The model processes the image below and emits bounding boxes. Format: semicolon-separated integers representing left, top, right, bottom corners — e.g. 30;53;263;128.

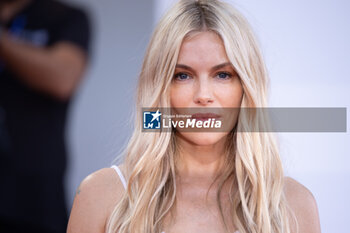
106;0;297;232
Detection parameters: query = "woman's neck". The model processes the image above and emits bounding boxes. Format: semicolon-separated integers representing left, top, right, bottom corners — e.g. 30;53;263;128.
175;133;227;181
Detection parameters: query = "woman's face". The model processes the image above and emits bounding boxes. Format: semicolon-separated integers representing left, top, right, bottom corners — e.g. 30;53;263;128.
170;31;243;146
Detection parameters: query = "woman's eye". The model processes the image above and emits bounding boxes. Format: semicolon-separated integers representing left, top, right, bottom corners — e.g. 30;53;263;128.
174;73;190;81
216;72;232;80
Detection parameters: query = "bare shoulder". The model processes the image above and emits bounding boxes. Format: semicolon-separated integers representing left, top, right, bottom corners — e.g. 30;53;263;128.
67;166;126;233
283;176;321;233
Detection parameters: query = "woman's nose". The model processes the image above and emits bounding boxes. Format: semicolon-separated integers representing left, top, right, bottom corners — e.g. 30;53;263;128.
193;78;214;105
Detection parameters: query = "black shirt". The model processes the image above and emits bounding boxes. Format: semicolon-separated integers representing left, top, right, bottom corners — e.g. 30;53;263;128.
0;0;90;232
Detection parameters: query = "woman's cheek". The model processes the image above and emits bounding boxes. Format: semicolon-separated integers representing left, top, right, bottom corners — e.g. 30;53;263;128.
215;85;243;108
170;85;192;107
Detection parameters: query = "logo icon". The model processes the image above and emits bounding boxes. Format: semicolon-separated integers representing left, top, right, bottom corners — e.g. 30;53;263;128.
143;109;162;129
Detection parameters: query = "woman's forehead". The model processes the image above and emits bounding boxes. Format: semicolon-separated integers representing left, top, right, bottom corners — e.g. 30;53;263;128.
177;31;229;66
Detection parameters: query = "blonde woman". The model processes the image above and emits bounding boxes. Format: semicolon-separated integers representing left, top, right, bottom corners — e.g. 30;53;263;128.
67;1;321;233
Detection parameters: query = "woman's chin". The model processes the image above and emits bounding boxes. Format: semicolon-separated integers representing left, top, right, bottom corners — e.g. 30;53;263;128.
177;131;228;146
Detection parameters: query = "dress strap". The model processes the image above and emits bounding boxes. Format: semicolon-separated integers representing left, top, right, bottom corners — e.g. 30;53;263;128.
111;165;127;190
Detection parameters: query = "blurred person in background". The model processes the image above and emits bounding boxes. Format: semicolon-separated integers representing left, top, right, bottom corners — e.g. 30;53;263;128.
0;0;90;232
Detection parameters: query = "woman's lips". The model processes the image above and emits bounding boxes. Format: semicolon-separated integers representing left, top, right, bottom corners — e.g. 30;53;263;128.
191;113;221;121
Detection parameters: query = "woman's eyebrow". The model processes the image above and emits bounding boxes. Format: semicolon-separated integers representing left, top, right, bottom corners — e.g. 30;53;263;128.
175;62;233;72
175;64;195;72
210;62;233;71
